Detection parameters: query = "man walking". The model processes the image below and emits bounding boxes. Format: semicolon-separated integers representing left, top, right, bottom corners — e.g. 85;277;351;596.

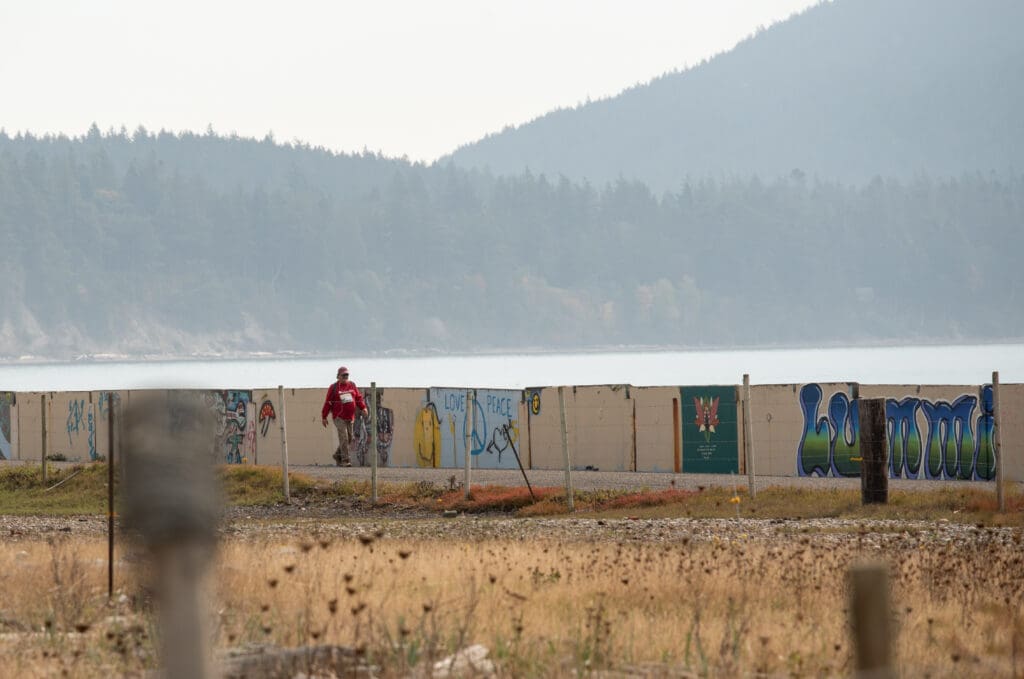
321;366;368;466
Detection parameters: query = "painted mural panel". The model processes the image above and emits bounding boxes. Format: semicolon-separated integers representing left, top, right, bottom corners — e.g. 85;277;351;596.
0;392;14;460
352;391;395;467
681;385;739;473
205;390;256;464
796;384;996;480
414;388;521;469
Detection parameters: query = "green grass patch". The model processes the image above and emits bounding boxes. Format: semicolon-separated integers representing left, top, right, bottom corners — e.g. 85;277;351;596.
0;464;110;515
2;463;1021;525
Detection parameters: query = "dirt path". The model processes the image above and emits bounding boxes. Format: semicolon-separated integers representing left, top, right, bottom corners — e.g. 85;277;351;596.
290;463;1004;492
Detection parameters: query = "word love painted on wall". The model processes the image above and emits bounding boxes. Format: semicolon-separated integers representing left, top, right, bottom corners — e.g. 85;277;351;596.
797;384;996;480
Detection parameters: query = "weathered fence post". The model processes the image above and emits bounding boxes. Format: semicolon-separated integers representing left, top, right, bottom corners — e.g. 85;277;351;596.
278;386;290;504
993;371;1004;512
849;564;895;678
464;389;473;500
859;398;888;505
108;396;115;600
40;393;48;483
559;386;575;512
742;374;756;499
123;391;219;679
370;382;378;504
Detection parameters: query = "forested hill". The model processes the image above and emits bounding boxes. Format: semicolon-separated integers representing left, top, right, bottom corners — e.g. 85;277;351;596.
1;131;1021;359
445;0;1024;192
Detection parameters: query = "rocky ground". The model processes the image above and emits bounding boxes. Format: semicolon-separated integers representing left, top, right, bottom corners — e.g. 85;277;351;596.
3;466;1016;547
3;510;1018;552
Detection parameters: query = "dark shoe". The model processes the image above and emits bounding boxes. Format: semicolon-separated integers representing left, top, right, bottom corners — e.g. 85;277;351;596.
332;451;343;466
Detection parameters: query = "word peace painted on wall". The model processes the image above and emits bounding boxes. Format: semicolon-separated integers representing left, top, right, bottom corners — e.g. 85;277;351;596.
797;384;995;480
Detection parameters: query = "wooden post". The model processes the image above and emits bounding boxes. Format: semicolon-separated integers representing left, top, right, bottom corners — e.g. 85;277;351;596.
993;371;1004;513
277;386;290;504
742;374;756;499
849;564;895;679
860;398;888;505
40;394;48;483
559;387;575;512
122;391;219;679
107;395;115;599
464;389;474;500
370;382;378;504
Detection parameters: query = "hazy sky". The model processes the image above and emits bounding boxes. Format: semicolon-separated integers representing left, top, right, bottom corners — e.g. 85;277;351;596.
1;1;818;162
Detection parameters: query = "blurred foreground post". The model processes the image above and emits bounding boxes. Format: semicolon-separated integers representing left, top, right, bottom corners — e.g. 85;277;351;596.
742;374;756;499
558;386;575;512
123;392;220;679
849;564;894;679
859;398;888;505
277;386;290;503
993;371;1004;512
107;398;115;600
370;382;378;504
464;389;474;500
40;393;48;483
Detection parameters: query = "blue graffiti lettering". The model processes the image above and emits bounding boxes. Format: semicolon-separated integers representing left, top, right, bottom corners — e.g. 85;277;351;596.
886;398;922;478
797;385;995;480
67;399;86;447
88;408;97;460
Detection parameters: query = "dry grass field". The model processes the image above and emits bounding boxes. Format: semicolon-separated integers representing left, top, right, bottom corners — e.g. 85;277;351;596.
2;466;1023;677
2;518;1022;678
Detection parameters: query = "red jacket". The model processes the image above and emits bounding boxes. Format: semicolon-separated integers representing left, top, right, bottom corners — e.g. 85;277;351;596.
322;380;367;421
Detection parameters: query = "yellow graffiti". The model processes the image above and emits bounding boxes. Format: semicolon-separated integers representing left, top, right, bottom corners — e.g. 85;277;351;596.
449;413;457;462
414;404;442;468
507;421;520;445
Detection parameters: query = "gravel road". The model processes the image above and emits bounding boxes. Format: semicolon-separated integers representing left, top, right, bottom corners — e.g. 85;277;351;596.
289;463;1009;492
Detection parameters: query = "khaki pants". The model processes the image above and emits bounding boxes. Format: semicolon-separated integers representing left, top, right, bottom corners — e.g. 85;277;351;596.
333;417;354;464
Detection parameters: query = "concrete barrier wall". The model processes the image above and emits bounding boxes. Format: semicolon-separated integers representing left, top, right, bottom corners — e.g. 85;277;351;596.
525;385;635;471
634;386;680;472
1000;384;1023;482
12;391;124;463
3;381;1020;482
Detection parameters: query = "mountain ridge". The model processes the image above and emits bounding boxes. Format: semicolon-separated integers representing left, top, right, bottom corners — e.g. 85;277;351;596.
445;0;1024;191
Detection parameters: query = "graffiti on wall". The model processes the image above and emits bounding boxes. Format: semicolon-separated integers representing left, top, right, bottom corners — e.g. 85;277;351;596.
352;393;394;467
413;389;520;469
63;393;120;461
797;384;996;480
0;392;14;460
258;399;276;437
414;401;442;468
528;389;542;416
205;390;256;464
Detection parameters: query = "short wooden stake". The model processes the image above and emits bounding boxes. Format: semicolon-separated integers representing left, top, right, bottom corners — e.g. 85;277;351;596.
122;392;220;679
849;564;895;679
559;386;575;512
107;396;115;599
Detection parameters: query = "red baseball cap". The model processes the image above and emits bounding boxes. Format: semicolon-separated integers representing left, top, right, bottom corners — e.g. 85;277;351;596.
338;366;349;375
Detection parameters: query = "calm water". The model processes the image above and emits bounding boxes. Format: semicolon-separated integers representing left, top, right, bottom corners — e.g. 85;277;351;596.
0;344;1021;392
